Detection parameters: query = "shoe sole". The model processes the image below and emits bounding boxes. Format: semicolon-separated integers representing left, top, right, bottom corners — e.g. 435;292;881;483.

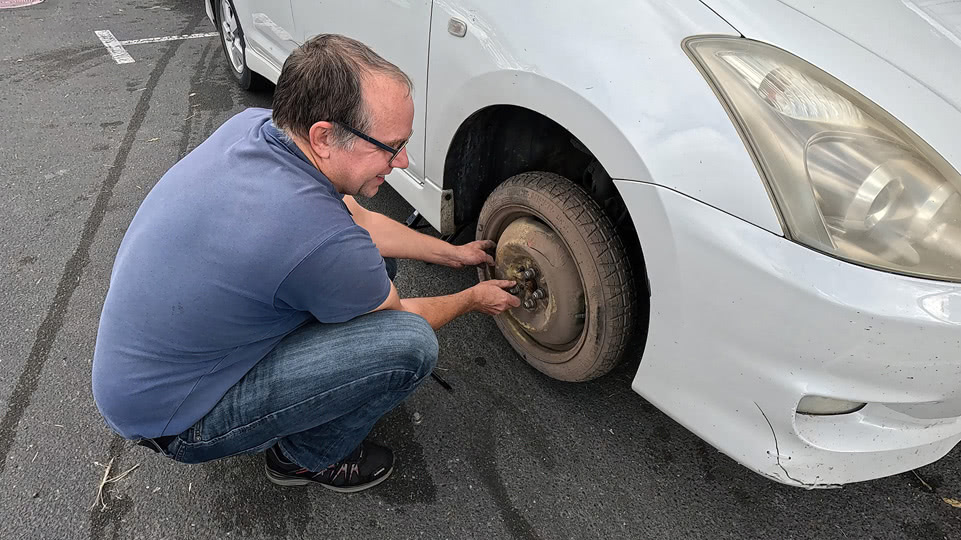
264;463;394;493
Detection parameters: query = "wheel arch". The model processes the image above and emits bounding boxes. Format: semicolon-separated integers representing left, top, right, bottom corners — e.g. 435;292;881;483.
436;71;653;227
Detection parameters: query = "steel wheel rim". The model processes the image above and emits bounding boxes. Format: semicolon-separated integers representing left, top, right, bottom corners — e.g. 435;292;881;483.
220;0;245;74
480;205;591;363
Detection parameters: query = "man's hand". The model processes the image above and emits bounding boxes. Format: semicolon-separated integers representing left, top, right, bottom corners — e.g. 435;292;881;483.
381;279;521;329
447;240;496;268
470;280;521;315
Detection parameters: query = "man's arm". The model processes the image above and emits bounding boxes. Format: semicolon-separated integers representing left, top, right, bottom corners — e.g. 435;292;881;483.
345;196;493;268
372;279;520;330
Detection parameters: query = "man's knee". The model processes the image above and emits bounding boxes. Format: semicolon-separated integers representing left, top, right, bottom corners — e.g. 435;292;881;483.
389;311;438;379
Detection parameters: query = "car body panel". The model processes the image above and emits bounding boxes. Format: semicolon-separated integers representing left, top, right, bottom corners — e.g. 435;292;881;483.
424;0;784;235
226;0;296;77
777;0;961;111
620;179;961;485
248;1;298;69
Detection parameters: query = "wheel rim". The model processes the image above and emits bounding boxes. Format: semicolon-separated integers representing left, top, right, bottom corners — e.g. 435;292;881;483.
480;206;591;363
220;0;245;74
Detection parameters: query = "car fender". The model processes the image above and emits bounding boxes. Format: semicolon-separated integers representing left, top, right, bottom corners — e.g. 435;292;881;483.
425;0;783;234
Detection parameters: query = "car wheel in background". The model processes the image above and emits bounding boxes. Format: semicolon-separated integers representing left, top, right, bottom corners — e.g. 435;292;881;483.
215;0;265;90
477;172;636;382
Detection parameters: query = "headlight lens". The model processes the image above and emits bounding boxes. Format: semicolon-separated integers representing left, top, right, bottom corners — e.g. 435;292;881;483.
686;37;961;281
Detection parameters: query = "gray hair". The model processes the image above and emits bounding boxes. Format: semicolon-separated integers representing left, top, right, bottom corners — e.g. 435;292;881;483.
272;34;413;148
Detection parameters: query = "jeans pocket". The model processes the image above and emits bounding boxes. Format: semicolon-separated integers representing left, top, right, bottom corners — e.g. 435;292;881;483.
188;417;205;443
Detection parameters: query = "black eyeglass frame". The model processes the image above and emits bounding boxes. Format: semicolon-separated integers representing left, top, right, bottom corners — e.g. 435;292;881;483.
335;122;411;163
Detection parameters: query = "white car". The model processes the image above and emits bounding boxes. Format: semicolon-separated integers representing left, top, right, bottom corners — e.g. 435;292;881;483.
206;0;961;487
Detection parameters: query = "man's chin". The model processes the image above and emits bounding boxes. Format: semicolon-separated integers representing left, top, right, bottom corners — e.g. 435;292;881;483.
358;184;380;198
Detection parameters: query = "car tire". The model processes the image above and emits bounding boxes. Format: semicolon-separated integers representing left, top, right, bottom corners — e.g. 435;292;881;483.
476;172;636;382
215;0;265;90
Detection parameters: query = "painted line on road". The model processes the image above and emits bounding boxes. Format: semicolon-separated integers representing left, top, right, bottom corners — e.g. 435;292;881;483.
119;32;219;46
94;30;219;64
95;30;135;64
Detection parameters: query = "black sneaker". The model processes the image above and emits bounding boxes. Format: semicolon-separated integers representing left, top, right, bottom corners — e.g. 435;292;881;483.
264;441;394;493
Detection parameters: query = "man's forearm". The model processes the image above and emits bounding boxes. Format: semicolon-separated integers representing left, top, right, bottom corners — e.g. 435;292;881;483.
363;212;459;265
399;289;476;330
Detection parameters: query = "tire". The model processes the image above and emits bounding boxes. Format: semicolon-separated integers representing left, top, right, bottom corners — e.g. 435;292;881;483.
215;0;266;90
476;172;636;382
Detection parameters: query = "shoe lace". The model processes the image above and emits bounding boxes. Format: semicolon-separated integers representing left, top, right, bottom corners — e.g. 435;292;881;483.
316;446;365;483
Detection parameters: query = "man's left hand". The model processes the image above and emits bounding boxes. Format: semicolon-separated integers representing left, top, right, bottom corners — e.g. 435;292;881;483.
448;240;496;268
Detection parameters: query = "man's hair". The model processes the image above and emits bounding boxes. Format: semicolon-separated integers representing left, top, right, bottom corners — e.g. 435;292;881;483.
272;34;413;148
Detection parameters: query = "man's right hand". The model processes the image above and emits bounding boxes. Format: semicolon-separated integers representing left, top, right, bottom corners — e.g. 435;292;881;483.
470;280;522;315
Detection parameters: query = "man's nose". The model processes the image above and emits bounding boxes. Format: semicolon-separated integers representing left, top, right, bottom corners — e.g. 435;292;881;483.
390;146;410;169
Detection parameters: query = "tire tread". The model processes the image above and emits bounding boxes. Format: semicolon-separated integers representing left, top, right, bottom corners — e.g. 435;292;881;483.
481;172;637;381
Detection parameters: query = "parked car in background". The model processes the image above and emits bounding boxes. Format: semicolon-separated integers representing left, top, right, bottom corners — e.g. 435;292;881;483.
207;0;961;487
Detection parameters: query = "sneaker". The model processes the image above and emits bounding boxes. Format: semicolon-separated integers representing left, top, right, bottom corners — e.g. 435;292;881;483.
264;441;394;493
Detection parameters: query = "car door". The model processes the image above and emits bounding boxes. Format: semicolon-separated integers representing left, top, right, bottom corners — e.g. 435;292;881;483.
289;1;439;225
236;0;299;72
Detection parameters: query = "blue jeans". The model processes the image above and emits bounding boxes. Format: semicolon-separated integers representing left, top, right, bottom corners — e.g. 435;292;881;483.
159;260;438;471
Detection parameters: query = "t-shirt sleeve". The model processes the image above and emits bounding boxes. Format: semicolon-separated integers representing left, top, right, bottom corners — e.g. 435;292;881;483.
274;226;391;323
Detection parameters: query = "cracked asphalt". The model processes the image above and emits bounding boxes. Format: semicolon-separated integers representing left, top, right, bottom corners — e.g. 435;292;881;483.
1;1;960;539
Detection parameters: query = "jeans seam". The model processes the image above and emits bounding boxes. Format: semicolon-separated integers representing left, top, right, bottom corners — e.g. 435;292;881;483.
174;438;187;461
192;368;421;447
193;417;204;442
282;390;406;470
299;431;351;469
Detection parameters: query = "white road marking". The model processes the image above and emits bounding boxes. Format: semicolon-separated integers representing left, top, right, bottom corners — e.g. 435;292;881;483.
95;30;135;65
95;30;219;64
118;32;219;46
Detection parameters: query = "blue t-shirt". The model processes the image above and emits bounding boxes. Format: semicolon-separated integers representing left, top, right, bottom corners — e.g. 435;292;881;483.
92;108;391;439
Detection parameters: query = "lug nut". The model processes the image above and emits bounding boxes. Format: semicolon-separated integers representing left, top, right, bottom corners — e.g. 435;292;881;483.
523;268;536;280
509;285;521;295
523;299;536;309
532;289;545;300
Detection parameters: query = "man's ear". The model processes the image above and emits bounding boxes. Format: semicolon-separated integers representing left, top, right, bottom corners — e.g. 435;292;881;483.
307;121;337;159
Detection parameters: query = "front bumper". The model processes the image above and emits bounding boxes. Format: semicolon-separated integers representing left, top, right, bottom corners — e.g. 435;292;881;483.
616;180;961;486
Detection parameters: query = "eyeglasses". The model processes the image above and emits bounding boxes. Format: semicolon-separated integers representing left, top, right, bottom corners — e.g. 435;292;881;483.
335;122;411;164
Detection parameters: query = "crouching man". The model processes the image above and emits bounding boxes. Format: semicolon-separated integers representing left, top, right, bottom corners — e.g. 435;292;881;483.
92;34;519;492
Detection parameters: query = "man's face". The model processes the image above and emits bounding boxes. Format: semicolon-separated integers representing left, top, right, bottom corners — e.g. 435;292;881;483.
323;75;414;198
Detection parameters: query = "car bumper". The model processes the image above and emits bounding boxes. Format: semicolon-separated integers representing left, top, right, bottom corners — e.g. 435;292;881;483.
615;180;961;487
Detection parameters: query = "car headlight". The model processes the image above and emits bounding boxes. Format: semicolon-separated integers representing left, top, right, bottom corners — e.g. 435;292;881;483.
685;37;961;282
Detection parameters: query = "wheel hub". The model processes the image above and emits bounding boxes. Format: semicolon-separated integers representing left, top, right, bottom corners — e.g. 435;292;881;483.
494;217;585;348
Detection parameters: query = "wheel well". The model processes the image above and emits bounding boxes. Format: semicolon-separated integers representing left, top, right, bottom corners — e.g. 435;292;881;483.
443;105;651;301
444;106;592;225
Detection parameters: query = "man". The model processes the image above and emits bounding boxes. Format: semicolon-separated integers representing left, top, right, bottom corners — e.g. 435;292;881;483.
92;34;519;493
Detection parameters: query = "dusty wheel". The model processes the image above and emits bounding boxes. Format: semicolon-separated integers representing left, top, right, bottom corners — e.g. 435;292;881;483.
477;172;636;381
216;0;265;90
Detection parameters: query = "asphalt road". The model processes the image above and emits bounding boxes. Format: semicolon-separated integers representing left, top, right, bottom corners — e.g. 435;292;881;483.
1;2;959;539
